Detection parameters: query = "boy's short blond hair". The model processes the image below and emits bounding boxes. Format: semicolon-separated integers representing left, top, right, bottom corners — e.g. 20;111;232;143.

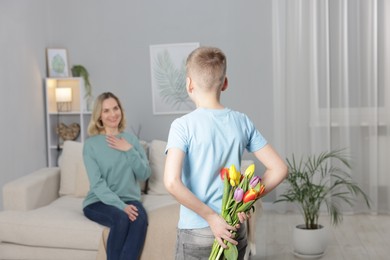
186;46;227;91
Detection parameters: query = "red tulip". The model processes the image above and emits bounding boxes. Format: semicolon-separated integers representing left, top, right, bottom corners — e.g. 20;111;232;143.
243;189;258;203
220;168;229;180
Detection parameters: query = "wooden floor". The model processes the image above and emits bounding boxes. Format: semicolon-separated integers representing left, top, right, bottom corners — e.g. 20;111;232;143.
250;210;390;260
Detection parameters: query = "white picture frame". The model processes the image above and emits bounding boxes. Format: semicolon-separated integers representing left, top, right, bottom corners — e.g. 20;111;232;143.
46;48;70;78
149;42;200;115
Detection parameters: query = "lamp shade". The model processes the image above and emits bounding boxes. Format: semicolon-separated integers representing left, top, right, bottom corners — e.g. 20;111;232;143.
55;88;72;102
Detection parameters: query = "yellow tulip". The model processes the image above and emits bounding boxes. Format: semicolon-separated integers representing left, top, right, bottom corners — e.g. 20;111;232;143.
244;164;255;179
229;164;241;187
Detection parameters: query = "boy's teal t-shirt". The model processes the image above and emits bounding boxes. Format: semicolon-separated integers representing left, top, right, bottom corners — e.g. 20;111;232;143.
166;108;267;229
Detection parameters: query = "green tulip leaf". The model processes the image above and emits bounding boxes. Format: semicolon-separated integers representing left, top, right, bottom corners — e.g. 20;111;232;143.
223;242;238;260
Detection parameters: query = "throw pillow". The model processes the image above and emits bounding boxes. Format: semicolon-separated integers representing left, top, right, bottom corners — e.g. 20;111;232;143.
138;140;149;193
74;161;90;197
147;140;168;195
58;141;83;196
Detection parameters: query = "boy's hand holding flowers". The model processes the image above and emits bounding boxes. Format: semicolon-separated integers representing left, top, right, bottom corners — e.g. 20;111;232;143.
209;164;265;260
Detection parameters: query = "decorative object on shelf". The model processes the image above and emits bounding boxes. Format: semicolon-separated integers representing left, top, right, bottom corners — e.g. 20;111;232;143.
45;77;90;167
55;87;72;112
46;48;70;77
274;149;371;258
149;42;199;115
56;122;80;141
71;65;94;111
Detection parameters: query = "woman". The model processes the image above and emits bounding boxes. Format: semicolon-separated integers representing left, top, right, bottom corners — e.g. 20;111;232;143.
82;92;151;260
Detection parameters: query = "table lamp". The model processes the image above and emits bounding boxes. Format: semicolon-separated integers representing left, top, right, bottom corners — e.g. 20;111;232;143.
55;87;72;112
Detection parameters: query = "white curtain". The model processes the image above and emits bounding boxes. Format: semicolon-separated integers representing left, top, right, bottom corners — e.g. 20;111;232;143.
272;0;390;213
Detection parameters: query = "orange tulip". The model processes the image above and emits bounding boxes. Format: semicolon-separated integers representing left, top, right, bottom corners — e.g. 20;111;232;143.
259;184;265;197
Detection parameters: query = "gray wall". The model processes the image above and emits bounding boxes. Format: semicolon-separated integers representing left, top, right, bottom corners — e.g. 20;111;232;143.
0;1;48;209
0;0;275;209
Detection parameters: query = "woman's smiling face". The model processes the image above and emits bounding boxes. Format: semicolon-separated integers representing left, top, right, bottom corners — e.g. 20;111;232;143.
100;97;122;131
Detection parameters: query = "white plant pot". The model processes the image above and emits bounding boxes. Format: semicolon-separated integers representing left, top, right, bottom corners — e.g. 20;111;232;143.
292;224;329;259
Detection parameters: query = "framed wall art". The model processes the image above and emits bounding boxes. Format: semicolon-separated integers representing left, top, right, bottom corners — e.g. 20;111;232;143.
46;48;70;78
149;42;199;115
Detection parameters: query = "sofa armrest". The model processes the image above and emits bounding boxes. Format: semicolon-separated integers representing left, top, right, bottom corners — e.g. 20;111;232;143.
3;167;60;211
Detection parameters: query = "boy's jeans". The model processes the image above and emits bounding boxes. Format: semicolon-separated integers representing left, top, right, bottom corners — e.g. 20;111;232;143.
175;223;247;260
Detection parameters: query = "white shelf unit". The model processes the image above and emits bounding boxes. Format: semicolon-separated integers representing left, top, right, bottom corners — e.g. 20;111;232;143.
45;77;92;167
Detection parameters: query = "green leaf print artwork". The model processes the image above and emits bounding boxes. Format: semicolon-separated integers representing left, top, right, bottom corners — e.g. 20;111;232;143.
153;49;193;111
51;54;66;74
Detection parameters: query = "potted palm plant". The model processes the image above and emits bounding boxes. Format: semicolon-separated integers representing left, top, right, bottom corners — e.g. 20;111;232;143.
274;149;370;258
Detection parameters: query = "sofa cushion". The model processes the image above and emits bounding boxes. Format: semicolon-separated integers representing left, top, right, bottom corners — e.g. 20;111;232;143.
0;194;178;253
0;196;103;250
74;161;89;198
147;140;169;195
141;203;179;260
58;141;84;196
0;242;97;260
141;194;177;211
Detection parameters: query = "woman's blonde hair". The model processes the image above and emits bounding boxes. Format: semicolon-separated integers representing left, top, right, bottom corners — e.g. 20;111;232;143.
87;92;126;136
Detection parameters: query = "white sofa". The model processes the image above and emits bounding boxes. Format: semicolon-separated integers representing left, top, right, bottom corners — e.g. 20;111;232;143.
0;140;259;260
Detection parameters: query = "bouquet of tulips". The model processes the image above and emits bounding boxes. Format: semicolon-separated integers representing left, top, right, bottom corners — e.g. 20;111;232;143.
209;164;265;260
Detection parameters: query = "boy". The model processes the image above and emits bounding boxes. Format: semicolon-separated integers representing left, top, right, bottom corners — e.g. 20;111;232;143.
164;46;288;259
